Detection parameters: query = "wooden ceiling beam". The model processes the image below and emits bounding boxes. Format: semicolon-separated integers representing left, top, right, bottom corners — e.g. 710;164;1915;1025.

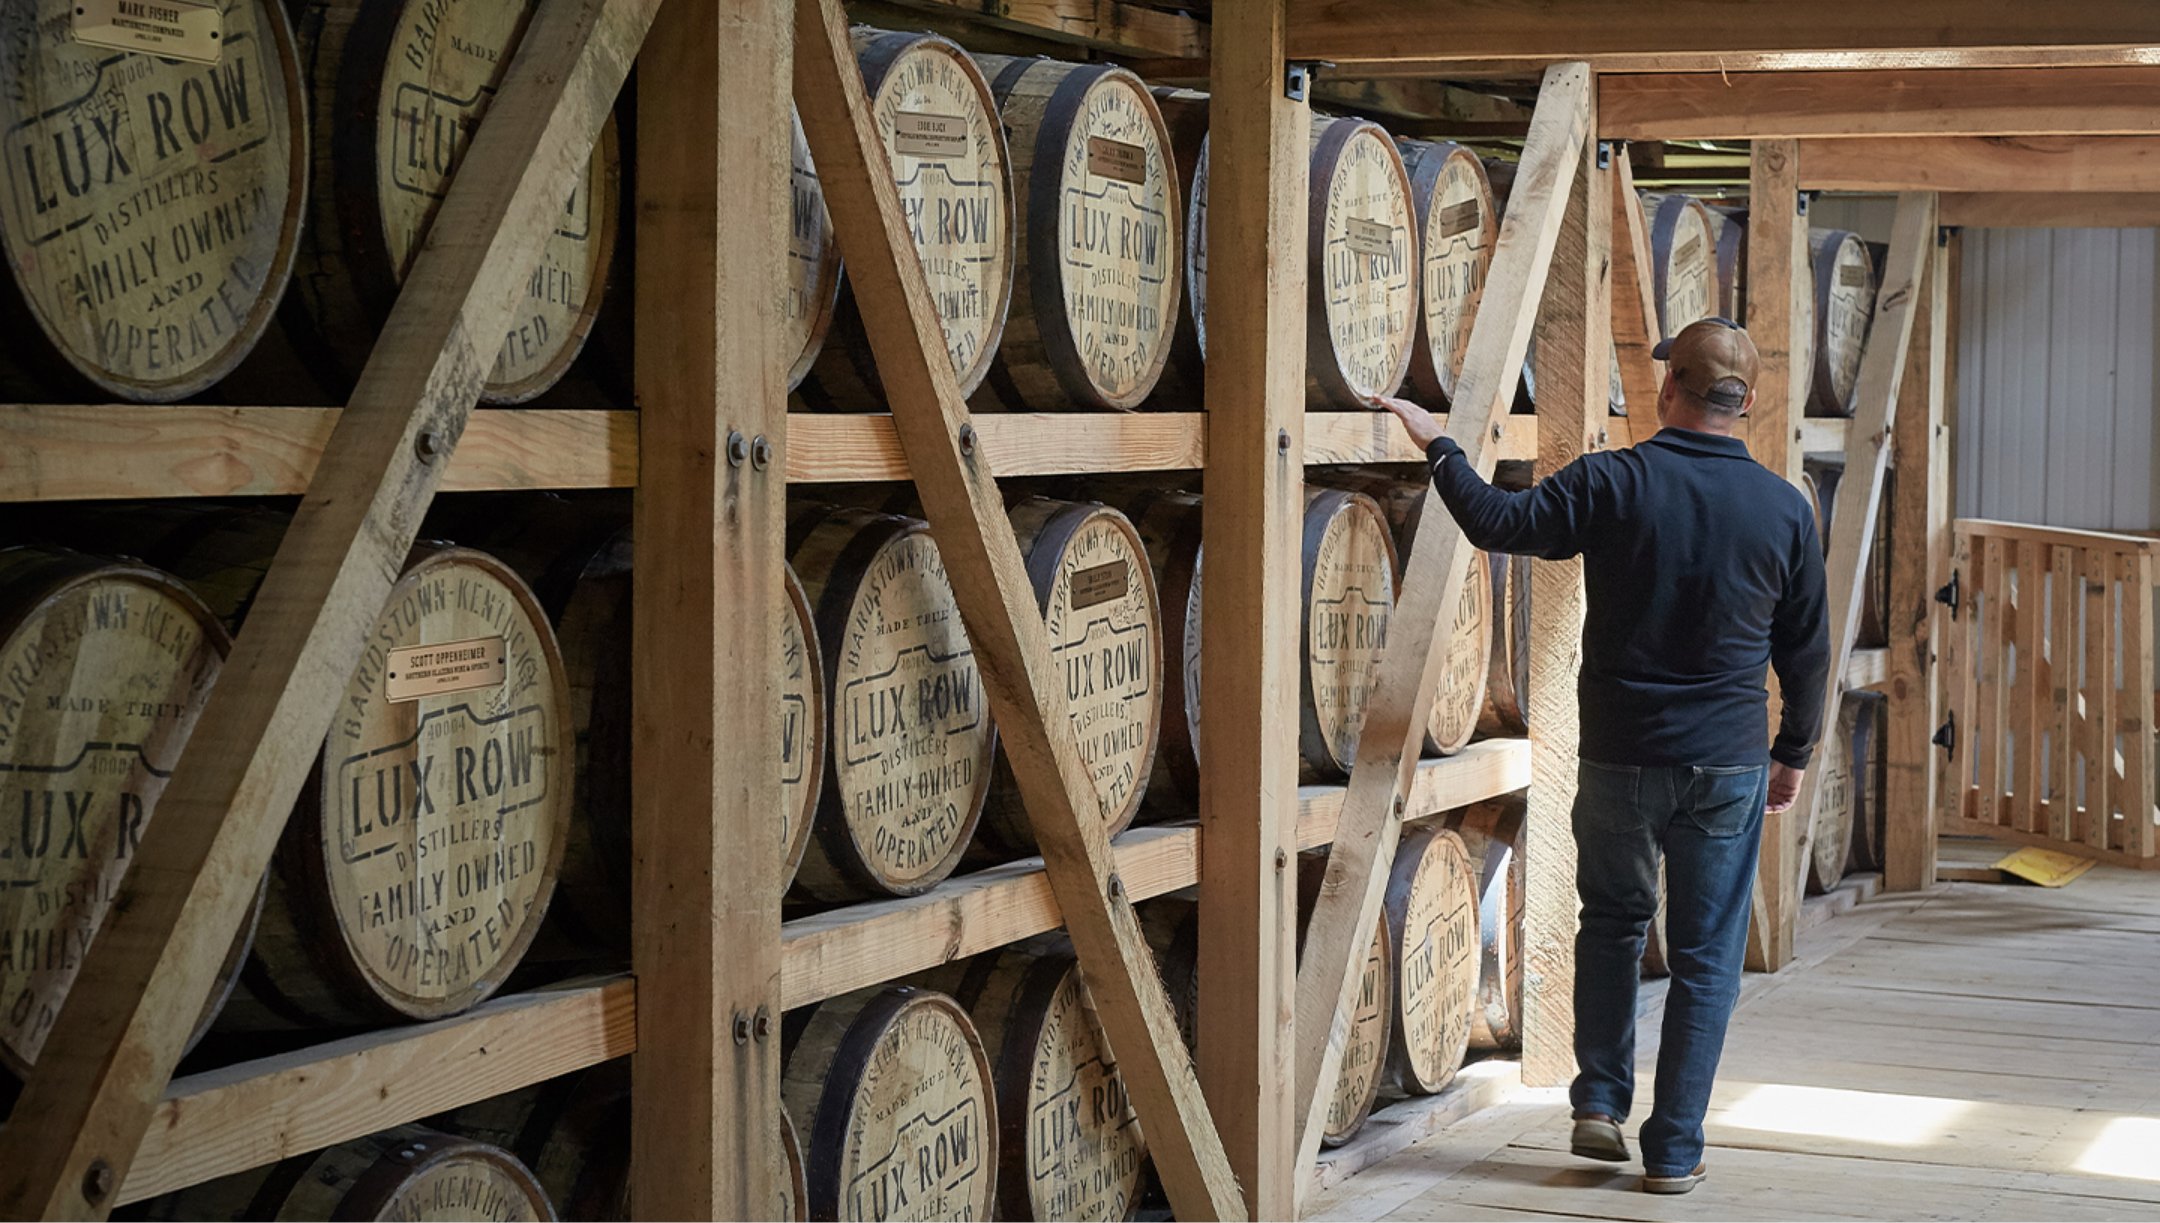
1299;48;2160;77
867;0;1207;59
1800;136;2160;192
1603;68;2160;140
1940;191;2160;228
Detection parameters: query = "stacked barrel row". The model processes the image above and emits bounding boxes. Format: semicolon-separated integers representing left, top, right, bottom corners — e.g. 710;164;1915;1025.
2;2;1511;421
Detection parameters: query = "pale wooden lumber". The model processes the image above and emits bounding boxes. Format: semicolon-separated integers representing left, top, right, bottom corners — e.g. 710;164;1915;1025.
630;0;790;1215
1286;4;2160;67
1801;136;2160;192
1520;123;1606;1087
1602;68;2160;141
1610;154;1665;447
0;407;635;500
1781;193;1939;966
0;0;654;1215
1742;139;1809;971
120;979;635;1205
792;0;1240;1213
1199;3;1307;1214
1289;61;1589;1192
1940;192;2160;227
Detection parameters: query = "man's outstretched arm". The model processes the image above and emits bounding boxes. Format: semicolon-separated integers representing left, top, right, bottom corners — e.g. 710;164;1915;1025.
1374;395;1596;559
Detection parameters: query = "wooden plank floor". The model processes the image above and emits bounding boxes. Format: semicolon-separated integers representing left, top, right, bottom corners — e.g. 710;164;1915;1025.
1308;840;2160;1221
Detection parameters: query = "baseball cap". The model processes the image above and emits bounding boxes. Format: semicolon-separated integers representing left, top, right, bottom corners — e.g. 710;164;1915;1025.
1652;316;1759;411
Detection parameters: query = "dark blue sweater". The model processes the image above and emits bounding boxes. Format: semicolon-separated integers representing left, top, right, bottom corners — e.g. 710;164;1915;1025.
1427;428;1831;769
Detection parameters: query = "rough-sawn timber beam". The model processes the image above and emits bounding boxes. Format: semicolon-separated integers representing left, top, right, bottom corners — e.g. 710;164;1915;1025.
1609;153;1664;448
1939;191;2160;228
1602;68;2160;140
792;0;1243;1215
0;0;655;1216
1779;192;1939;969
1285;1;2160;69
1800;136;2160;192
1289;60;1590;1201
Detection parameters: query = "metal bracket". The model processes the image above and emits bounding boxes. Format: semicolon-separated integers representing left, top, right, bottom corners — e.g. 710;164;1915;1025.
1935;569;1961;619
1285;60;1331;102
1797;190;1812;217
1596;140;1615;170
1932;712;1956;754
1937;225;1954;248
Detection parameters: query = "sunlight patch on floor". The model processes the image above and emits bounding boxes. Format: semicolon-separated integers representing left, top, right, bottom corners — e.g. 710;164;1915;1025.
1718;1083;1973;1146
2073;1115;2160;1183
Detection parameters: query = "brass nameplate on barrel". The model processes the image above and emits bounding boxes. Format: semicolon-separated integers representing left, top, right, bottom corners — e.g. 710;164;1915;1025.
72;0;222;62
384;636;507;703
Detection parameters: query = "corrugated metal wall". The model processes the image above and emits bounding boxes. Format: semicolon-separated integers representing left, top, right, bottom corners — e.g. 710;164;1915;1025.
1807;201;2159;533
1956;229;2159;532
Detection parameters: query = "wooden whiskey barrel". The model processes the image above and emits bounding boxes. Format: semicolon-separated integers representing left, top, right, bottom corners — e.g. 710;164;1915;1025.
137;1125;554;1220
972;55;1180;412
799;30;1013;408
1112;488;1204;816
1400;140;1497;409
1710;205;1747;321
788;508;996;900
1147;87;1209;405
789;107;845;390
1454;800;1525;1050
1301;489;1400;779
1382;826;1480;1096
1313;471;1492;756
1810;691;1885;894
217;543;572;1027
1298;851;1393;1147
783;985;999;1222
980;498;1163;854
1643;192;1718;339
0;550;254;1076
1477;551;1532;739
929;939;1147;1220
0;0;306;401
421;501;825;951
1807;228;1878;417
1801;454;1893;648
286;0;621;404
1306;117;1418;409
1843;690;1890;875
436;1061;809;1221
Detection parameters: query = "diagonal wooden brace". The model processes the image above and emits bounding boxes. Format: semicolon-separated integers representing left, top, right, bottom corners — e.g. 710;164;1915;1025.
1774;191;1939;968
1289;61;1591;1187
0;1;657;1217
790;0;1244;1216
1611;155;1668;446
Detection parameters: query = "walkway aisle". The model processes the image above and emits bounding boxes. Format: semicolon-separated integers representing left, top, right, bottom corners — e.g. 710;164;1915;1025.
1308;844;2160;1221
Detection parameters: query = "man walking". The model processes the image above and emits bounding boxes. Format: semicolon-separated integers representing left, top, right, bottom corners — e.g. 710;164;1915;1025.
1376;318;1830;1194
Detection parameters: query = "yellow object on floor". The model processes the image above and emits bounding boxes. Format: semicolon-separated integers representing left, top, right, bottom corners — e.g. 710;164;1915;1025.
1992;847;2097;888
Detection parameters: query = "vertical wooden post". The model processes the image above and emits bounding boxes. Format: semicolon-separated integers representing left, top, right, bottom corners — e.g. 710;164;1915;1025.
1521;120;1607;1088
631;0;790;1215
1200;5;1305;1215
1743;138;1806;970
1884;236;1950;892
1743;140;1808;486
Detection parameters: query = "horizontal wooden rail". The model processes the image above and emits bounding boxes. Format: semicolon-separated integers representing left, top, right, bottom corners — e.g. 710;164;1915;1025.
119;978;636;1204
0;407;1542;499
0;406;638;501
780;738;1533;1008
103;740;1530;1204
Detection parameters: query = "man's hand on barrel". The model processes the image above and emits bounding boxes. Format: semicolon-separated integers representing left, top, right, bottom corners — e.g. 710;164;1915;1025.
1372;394;1446;451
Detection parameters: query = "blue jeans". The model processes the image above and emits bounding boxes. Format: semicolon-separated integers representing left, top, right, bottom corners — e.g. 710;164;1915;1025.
1569;759;1766;1177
